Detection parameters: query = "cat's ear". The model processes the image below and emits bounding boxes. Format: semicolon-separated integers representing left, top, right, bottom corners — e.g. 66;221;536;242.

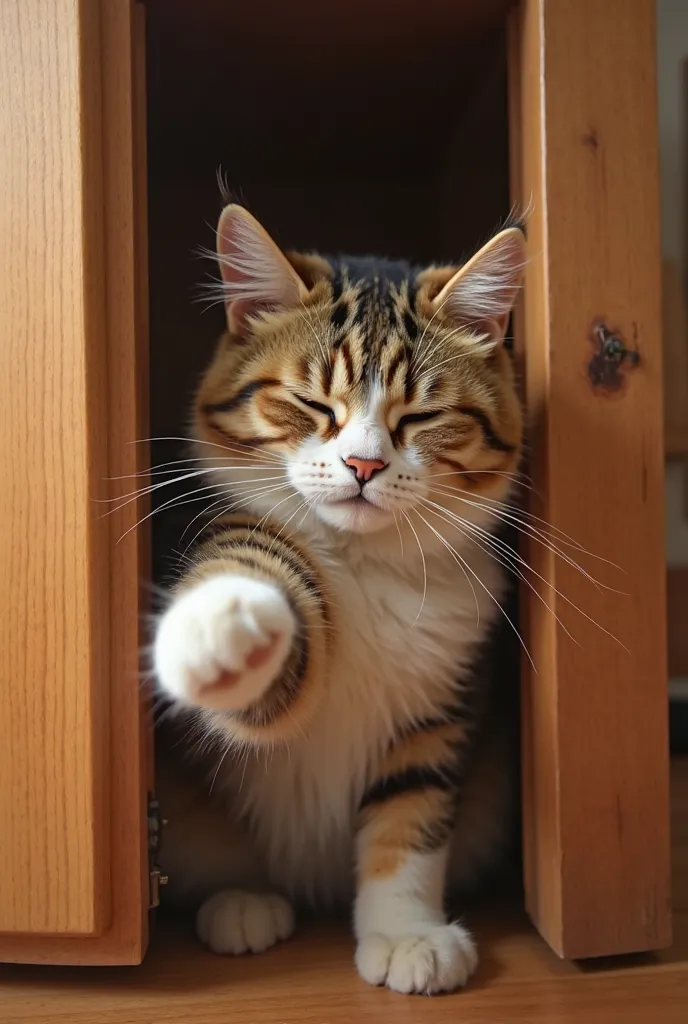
216;205;309;335
431;228;526;349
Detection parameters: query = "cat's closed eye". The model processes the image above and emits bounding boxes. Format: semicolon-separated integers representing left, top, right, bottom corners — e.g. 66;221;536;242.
294;395;337;427
396;410;442;430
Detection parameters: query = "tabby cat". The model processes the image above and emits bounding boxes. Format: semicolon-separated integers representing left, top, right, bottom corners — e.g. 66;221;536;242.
153;202;525;995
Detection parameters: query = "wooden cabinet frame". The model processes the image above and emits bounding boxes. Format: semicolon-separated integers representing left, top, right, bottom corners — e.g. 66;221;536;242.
0;0;670;965
508;0;670;958
0;0;150;963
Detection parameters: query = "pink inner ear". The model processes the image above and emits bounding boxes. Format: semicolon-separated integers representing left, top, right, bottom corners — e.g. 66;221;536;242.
432;228;526;343
467;316;508;351
227;297;270;335
493;312;510;337
217;235;246;287
217;222;267;293
215;206;307;337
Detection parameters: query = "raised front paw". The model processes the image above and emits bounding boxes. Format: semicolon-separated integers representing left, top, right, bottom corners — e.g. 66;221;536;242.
154;575;295;710
355;922;478;995
196;890;295;955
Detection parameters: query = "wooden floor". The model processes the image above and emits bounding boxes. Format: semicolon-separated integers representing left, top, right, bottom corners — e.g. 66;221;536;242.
2;759;687;1024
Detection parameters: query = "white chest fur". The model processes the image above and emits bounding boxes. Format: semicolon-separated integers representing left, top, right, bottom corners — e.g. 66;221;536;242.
225;534;505;904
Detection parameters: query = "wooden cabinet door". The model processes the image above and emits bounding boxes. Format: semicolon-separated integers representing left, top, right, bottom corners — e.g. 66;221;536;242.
0;0;150;964
509;0;672;959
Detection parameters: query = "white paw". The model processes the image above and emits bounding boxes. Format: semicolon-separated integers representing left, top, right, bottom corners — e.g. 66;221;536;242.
355;923;478;995
154;575;295;711
196;890;295;955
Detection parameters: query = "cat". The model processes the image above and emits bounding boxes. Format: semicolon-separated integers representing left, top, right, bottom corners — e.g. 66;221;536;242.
152;201;526;995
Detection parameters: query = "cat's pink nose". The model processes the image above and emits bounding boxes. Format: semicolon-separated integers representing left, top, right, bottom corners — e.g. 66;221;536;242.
344;457;387;483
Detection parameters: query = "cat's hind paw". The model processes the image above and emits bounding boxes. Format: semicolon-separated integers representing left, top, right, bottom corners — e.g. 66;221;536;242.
196;890;295;955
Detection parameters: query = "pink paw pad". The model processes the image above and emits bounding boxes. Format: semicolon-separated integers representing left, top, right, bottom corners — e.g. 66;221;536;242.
198;631;283;694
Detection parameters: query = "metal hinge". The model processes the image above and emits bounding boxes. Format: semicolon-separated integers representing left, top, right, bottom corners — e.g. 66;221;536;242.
147;794;169;910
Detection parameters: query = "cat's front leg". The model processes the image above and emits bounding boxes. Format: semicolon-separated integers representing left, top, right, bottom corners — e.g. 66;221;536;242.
353;721;477;995
154;516;330;742
154;516;331;957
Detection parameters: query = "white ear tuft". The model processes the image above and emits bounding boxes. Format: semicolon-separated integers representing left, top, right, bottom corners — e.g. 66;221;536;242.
432;228;527;348
216;205;308;335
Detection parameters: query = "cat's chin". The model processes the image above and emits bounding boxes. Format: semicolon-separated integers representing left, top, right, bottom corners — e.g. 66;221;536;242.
314;498;394;534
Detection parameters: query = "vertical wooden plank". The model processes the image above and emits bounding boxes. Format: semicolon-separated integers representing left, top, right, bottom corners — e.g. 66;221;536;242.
133;0;155;799
509;0;671;958
0;0;110;937
96;0;152;962
0;0;149;964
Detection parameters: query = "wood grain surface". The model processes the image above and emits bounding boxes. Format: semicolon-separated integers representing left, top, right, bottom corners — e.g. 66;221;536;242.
509;0;671;958
0;0;149;961
0;0;110;938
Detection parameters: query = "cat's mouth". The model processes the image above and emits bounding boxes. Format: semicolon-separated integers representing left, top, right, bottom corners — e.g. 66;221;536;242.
312;489;395;533
332;494;368;506
329;493;387;512
327;493;392;518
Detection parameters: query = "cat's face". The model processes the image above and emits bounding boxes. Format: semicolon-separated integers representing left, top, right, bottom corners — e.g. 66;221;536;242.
195;206;524;540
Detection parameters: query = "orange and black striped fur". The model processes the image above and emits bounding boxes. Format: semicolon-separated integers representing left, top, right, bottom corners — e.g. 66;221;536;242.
153;203;525;995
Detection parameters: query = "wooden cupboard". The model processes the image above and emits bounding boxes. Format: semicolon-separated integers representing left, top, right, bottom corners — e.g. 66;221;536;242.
0;0;670;966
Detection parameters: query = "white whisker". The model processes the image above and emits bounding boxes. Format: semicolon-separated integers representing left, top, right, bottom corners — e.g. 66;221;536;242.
400;510;427;626
393;511;405;559
132;436;284;464
265;496;313;555
209;743;232;796
415;348;480;383
413;315;487;377
107;456;280;482
431;480;614;562
248;490;304;542
425;468;535;492
412;506;536;672
101;468;217;514
115;480;238;544
414;507;480;626
182;484;294;553
412;293;453;368
422;495;629;652
419;497;578;645
102;468;283;516
431;484;625;586
297;306;329;367
179;481;291;541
